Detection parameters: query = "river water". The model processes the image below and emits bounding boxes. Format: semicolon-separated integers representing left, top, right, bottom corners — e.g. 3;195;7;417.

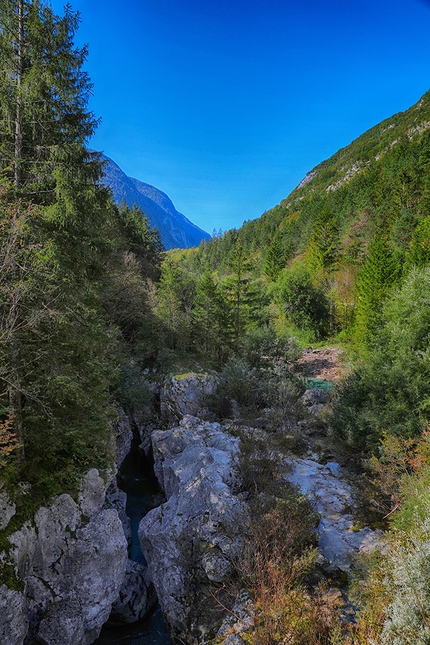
94;445;172;645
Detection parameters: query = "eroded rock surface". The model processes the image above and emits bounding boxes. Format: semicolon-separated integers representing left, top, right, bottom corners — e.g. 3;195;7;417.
160;373;218;426
0;585;28;645
0;469;129;645
0;482;16;531
285;456;380;571
138;414;247;643
110;559;157;624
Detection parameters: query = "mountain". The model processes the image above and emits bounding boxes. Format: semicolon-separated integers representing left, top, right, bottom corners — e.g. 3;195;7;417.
188;88;430;274
167;88;430;342
100;153;211;250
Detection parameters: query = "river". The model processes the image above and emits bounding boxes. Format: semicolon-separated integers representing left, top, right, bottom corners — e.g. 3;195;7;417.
94;443;172;645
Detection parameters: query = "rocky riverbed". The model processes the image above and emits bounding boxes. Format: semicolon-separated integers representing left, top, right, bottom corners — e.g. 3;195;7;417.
0;369;381;645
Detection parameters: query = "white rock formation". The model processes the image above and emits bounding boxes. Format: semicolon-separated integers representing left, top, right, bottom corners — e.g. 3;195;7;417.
138;415;247;643
285;456;380;571
0;469;129;645
160;373;218;426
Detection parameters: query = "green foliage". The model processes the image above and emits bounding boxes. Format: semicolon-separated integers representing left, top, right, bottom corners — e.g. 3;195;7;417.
242;326;301;370
192;272;232;361
306;206;339;277
0;2;164;505
379;528;430;645
165;91;430;346
216;357;258;410
272;263;331;341
116;361;153;415
354;233;400;341
332;267;430;451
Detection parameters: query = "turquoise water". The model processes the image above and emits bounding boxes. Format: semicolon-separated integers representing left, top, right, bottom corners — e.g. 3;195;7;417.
94;447;172;645
304;377;335;390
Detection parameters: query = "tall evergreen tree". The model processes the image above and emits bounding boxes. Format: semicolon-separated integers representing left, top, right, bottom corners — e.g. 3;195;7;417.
306;207;339;279
0;1;119;487
192;272;231;361
355;233;399;342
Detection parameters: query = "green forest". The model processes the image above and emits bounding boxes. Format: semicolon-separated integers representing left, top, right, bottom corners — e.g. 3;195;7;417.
3;2;430;644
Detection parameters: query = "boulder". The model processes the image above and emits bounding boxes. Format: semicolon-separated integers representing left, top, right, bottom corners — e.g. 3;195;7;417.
36;599;85;645
301;387;331;406
1;470;129;645
285;457;380;572
138;415;247;643
160;373;218;426
104;479;132;548
114;408;134;468
0;585;28;645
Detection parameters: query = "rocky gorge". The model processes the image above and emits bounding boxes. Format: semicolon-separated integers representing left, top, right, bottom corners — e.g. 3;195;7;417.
0;367;381;645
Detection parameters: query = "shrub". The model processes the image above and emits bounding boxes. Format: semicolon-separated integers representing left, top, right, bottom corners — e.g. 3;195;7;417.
331;267;430;452
272;264;331;341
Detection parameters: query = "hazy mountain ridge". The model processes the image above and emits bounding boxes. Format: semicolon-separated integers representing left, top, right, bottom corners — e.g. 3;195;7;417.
100;153;211;250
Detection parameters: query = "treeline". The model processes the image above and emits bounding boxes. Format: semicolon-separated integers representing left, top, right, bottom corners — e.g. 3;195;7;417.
160;92;430;452
171;112;430;343
0;1;164;503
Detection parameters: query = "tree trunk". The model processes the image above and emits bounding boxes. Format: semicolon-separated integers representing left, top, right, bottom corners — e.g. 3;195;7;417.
14;0;24;193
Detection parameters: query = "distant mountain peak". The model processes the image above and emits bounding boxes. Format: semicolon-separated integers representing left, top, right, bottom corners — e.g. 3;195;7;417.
99;153;210;250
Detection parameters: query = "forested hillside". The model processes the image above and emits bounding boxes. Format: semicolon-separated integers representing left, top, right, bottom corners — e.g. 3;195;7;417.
153;89;430;644
167;89;430;343
3;2;430;644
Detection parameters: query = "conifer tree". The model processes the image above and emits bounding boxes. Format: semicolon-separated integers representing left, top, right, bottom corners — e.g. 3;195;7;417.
224;241;252;353
306;207;339;279
355;233;399;341
192;272;231;360
0;1;119;485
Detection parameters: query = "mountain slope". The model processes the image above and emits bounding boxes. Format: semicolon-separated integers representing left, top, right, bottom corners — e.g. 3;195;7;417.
100;154;211;250
188;88;430;270
167;88;430;340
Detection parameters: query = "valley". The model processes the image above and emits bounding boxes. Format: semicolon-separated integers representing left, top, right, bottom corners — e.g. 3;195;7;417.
1;2;430;643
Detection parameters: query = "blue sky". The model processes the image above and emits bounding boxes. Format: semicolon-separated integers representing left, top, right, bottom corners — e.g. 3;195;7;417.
50;0;430;234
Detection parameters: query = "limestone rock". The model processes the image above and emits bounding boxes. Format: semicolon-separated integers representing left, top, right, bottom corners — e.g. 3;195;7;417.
160;373;218;426
37;599;85;645
109;559;157;624
216;590;255;642
301;387;331;406
79;468;107;517
0;585;28;645
115;408;134;468
104;479;132;547
138;415;247;643
1;470;129;645
285;456;380;572
0;483;16;530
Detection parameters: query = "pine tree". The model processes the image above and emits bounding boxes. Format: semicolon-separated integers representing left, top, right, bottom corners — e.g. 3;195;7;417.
0;0;100;203
224;241;252;353
192;272;231;361
0;1;119;486
355;233;399;341
306;207;339;279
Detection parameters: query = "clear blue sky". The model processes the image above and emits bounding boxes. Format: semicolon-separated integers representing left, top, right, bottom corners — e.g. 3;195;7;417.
50;0;430;234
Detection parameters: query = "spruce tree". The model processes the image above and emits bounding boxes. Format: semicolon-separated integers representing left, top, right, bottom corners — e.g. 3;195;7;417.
0;1;119;488
355;232;399;342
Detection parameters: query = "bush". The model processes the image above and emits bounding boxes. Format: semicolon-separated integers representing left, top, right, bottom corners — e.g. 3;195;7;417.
237;488;339;645
332;267;430;452
242;326;301;370
210;358;259;416
272;264;331;341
